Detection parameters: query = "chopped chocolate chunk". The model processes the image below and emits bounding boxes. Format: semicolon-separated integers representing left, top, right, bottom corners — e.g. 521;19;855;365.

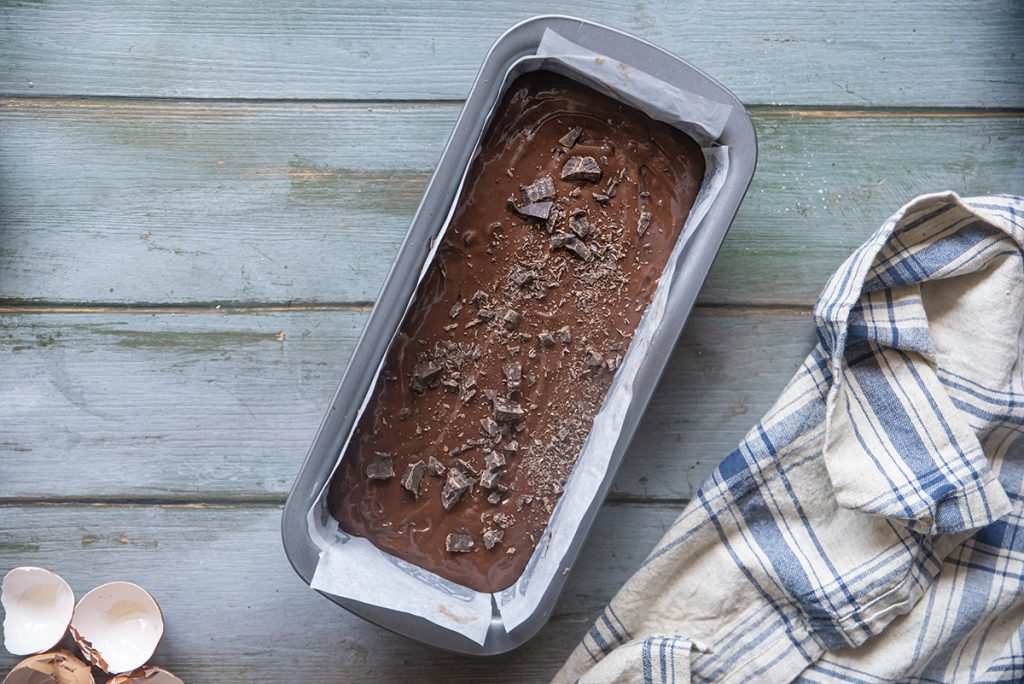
485;451;506;470
446;529;475;553
538;330;556;347
366;452;394;480
521;175;556;204
593;193;610;205
471;290;489;307
569;208;592;238
510;199;554;220
637;211;653;236
562;236;592;261
483;388;498;403
449;300;463;319
516;494;534;511
556;326;572;344
560;155;602;183
569;186;582;198
483;528;505;550
487;492;503;505
493;397;526;422
410;361;442;393
426;455;447;477
502;362;522;390
509;268;538;288
549;232;574;249
606;176;621;198
441;468;473;510
480;416;499;437
401;460;426;497
586;350;604;368
456;458;480;477
494;512;515;529
480;468;501;489
501;309;520;330
504;440;519;453
441;378;460;393
559;125;583;148
478;307;496;321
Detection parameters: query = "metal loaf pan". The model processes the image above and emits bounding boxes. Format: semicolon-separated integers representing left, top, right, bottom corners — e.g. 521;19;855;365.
282;15;757;655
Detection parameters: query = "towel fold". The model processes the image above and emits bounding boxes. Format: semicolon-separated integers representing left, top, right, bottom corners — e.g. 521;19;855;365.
554;193;1024;683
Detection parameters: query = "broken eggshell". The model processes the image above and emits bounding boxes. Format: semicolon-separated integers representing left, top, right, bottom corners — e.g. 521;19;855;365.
2;567;75;656
2;650;95;684
69;582;164;674
108;667;183;684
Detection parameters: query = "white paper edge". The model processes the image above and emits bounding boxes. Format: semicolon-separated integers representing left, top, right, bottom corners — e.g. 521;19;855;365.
306;29;734;645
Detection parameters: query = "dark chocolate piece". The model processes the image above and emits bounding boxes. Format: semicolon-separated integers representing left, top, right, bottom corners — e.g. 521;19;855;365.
487;492;503;505
502;362;522;391
521;176;556;203
637;211;653;236
366;452;395;481
480;469;501;490
561;156;602;183
569;209;592;238
410;361;442;393
593;193;610;205
501;309;520;330
493;397;525;422
558;126;583;148
480;416;499;437
483;528;504;549
485;451;506;470
510;199;554;220
441;468;474;510
446;530;475;553
456;458;480;477
401;460;426;497
538;330;556;347
426;455;447;477
556;326;572;344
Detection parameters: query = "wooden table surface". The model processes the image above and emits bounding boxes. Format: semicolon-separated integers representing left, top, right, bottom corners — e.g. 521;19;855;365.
1;2;1021;681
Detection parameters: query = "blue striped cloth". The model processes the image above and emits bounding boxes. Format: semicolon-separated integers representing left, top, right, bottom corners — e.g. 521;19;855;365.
554;193;1024;683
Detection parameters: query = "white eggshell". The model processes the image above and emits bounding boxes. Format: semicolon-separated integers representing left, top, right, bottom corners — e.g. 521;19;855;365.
70;582;164;674
2;567;75;656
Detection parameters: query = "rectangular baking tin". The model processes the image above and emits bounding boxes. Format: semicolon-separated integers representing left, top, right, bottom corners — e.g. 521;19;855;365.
283;14;757;655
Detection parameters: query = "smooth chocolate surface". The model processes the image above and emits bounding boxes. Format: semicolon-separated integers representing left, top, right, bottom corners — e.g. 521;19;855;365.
328;71;705;592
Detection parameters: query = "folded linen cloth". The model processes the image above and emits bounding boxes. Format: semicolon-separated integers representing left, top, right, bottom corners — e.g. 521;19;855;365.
554;193;1024;683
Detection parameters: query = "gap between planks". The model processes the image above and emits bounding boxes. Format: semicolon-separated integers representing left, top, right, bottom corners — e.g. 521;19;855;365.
1;96;1022;119
0;302;811;317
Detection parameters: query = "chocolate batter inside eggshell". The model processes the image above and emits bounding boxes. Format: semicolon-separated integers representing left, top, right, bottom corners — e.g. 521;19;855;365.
329;71;705;592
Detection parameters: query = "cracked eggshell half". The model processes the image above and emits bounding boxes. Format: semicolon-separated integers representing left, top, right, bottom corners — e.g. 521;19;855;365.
2;567;75;656
70;582;164;674
108;667;183;684
2;650;95;684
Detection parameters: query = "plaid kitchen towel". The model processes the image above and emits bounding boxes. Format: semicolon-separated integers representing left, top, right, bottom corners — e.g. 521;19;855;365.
554;192;1024;683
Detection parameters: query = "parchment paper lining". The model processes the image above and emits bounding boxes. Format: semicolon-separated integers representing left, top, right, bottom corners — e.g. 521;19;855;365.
306;29;732;645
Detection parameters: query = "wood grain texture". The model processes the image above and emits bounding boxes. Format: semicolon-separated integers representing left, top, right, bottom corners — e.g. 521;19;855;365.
1;101;1021;307
0;309;813;502
0;503;679;682
1;1;1022;105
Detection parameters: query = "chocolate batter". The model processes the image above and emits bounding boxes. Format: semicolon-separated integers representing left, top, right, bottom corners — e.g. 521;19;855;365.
329;71;705;592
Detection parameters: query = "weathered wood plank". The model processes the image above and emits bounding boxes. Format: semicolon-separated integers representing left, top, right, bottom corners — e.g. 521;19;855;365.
1;101;1021;307
1;1;1021;105
0;309;813;502
0;503;678;682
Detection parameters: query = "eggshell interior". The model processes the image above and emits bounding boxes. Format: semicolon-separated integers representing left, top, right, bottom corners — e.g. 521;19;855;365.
2;568;75;656
70;582;163;674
